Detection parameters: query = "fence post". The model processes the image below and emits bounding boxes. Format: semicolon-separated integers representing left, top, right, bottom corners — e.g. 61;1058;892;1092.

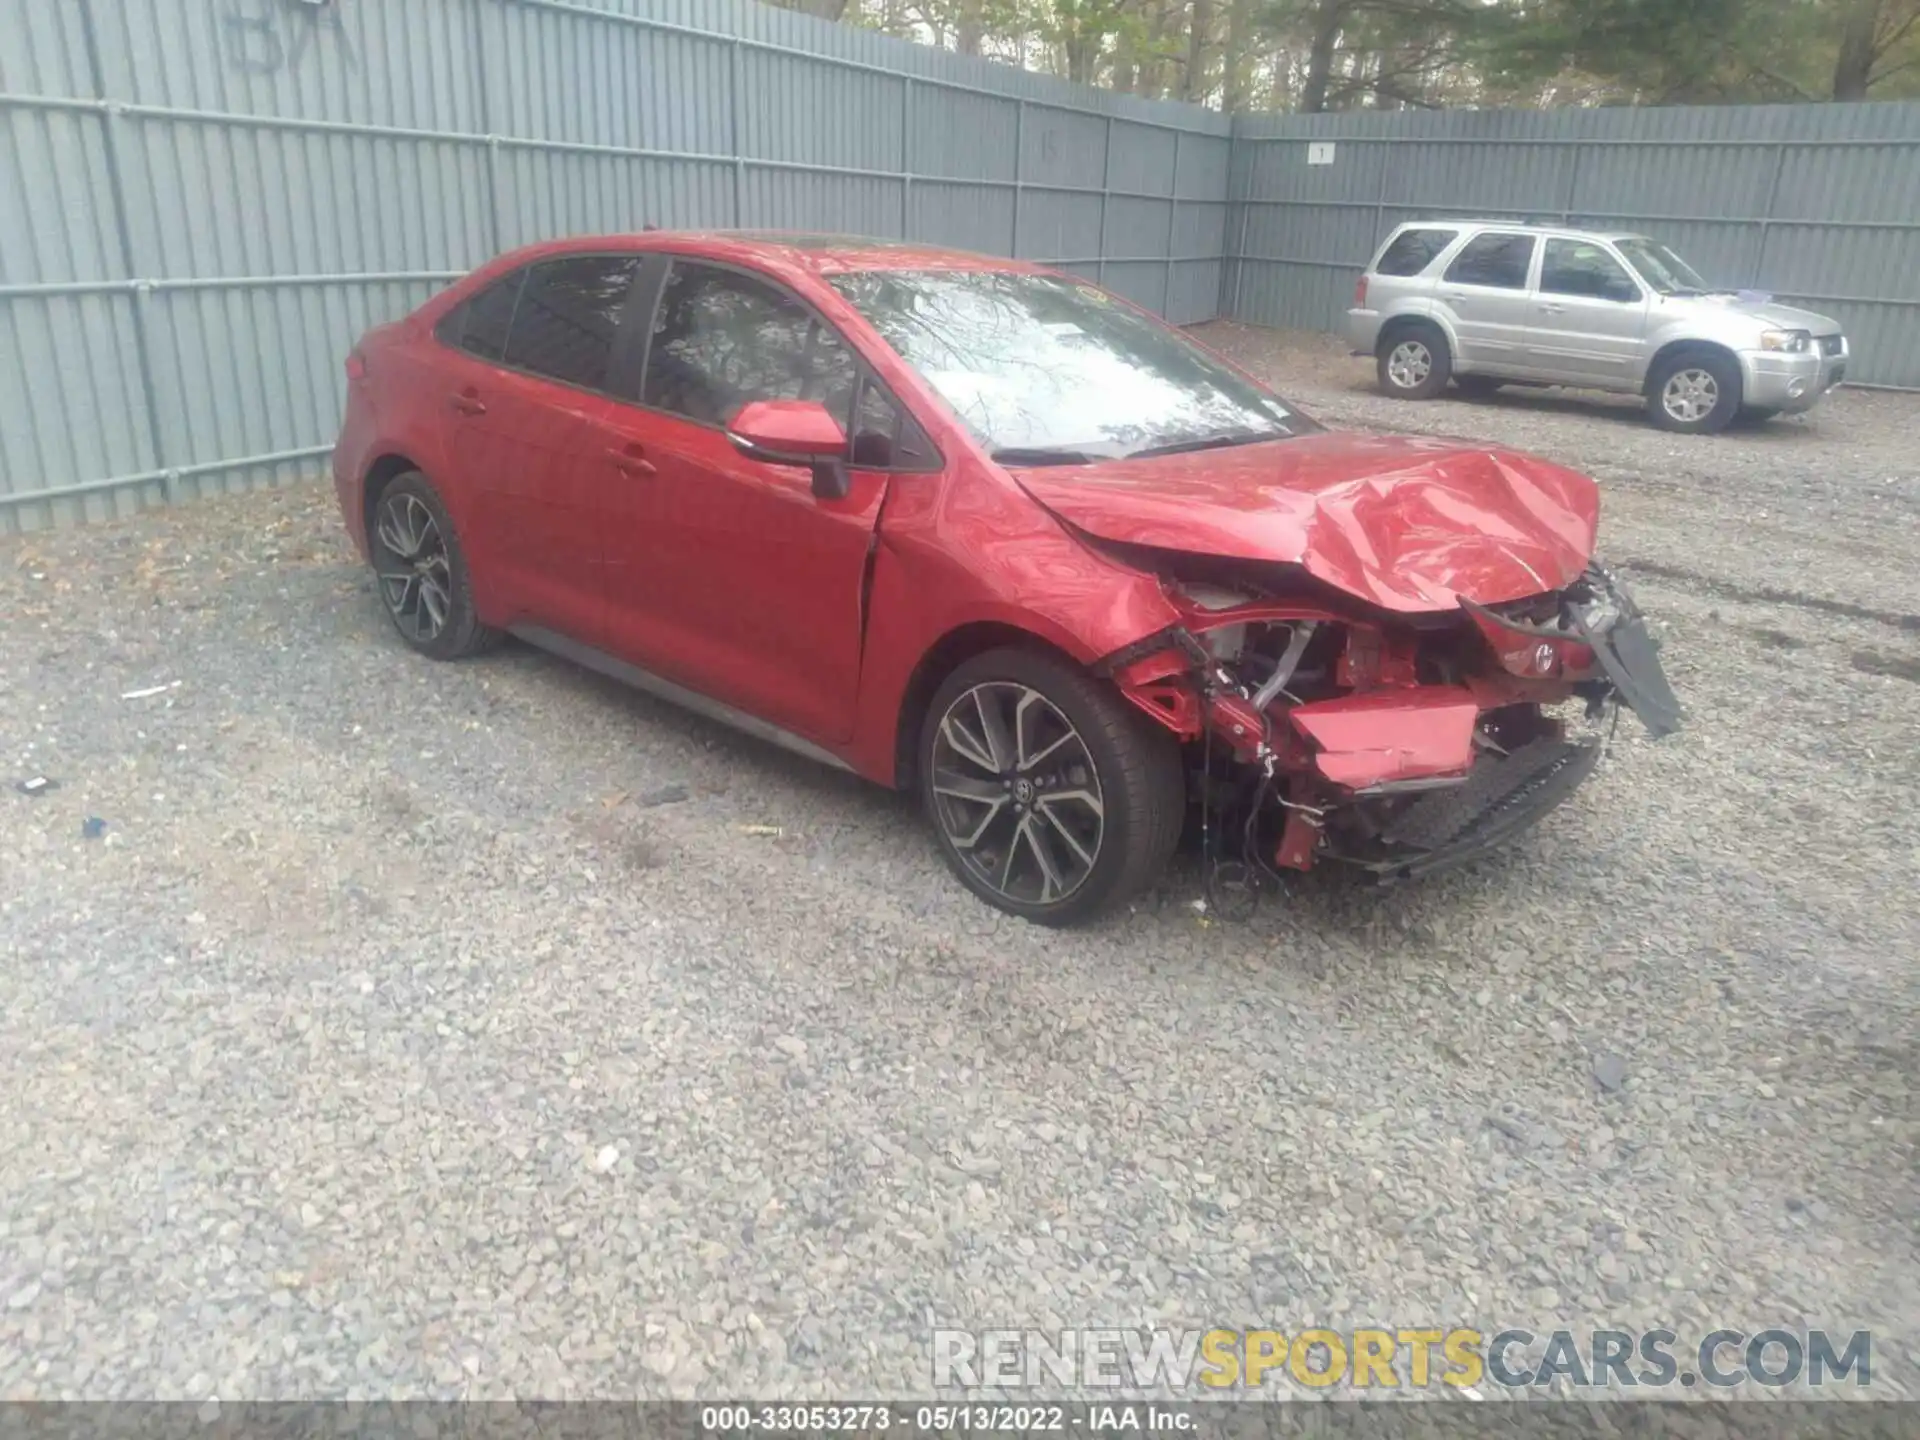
1011;100;1025;257
75;0;170;507
472;0;504;252
1097;114;1114;286
900;77;914;240
1561;141;1582;224
1164;130;1182;318
730;35;747;226
1752;141;1789;288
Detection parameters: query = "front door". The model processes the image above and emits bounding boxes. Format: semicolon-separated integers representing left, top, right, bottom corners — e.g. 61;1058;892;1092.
596;259;925;745
1525;236;1650;385
1435;230;1539;374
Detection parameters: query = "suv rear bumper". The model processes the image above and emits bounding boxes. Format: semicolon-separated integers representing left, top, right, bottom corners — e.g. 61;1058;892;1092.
1346;307;1384;355
1739;344;1847;413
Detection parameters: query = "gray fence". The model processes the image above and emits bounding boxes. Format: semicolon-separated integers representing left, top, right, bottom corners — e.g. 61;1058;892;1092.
5;1;1919;534
1227;103;1920;389
0;0;1229;531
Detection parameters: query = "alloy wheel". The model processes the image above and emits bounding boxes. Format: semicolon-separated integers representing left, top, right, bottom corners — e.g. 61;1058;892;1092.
928;682;1105;907
374;492;453;643
1661;367;1719;425
1387;340;1432;390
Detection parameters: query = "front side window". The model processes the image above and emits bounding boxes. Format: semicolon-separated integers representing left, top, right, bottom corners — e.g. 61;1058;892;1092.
1375;228;1458;277
827;269;1312;461
1614;238;1710;296
1539;239;1640;302
643;262;859;427
501;254;643;391
1444;233;1536;290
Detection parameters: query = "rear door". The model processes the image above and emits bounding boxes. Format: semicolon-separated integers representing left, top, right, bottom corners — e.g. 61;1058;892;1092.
437;252;647;644
595;258;935;744
1525;236;1650;385
1435;231;1539;373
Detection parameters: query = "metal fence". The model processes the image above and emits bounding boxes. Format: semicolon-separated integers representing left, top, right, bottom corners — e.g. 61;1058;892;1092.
1226;103;1920;390
0;0;1230;531
6;2;1920;533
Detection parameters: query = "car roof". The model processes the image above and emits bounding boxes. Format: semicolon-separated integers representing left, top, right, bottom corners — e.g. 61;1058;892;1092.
515;229;1054;278
1395;218;1648;245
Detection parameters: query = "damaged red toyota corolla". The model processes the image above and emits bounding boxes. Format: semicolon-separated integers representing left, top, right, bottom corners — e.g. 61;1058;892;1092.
333;232;1682;925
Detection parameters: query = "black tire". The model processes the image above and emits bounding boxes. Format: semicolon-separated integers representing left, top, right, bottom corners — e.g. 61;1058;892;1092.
918;647;1184;926
367;470;501;660
1455;374;1504;399
1646;349;1741;434
1376;323;1452;399
1734;405;1782;427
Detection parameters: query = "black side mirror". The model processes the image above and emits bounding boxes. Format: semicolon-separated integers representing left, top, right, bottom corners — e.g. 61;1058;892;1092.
809;458;851;501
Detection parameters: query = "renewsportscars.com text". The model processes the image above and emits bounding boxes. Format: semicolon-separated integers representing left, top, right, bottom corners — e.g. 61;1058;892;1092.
931;1327;1872;1392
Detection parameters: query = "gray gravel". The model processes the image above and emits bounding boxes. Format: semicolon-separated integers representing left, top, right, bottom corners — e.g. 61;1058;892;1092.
2;325;1916;1401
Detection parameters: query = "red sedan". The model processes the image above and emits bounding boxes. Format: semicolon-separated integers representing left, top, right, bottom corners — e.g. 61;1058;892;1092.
334;232;1680;924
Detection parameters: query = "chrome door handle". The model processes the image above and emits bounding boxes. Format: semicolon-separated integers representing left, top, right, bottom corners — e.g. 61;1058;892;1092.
1539;303;1567;314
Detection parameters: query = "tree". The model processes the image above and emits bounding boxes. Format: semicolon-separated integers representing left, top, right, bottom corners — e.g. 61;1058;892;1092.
1831;0;1920;98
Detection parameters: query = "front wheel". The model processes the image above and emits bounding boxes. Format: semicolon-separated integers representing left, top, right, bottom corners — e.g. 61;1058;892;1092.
1647;351;1741;433
1376;325;1452;400
919;648;1184;926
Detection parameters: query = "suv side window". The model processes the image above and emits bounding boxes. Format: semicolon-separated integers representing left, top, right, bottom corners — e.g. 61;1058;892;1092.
1444;232;1536;290
439;270;525;363
501;254;644;391
1539;238;1640;302
643;261;859;428
1375;228;1457;277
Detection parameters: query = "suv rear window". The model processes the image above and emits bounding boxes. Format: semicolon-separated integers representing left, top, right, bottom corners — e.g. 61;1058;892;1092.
1444;232;1536;290
1374;228;1457;277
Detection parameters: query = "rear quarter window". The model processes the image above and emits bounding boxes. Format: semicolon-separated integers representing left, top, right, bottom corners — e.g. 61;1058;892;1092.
1374;228;1457;277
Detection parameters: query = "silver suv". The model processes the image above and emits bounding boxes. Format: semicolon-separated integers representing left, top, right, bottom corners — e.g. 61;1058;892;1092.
1347;221;1848;433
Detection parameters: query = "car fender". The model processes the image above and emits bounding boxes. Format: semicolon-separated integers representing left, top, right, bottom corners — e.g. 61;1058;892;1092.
1381;297;1456;361
842;469;1182;787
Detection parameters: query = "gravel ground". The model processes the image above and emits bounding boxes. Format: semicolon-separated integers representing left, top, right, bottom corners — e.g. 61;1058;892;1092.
2;324;1916;1402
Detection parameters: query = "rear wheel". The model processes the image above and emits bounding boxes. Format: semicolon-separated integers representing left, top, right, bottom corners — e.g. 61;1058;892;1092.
368;471;500;660
1647;350;1741;434
919;648;1183;926
1377;324;1452;400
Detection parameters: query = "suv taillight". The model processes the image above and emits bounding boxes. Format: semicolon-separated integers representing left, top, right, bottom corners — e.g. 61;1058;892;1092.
1353;275;1369;307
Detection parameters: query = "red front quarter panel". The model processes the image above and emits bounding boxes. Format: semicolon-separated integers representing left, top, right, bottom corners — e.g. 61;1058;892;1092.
844;455;1182;785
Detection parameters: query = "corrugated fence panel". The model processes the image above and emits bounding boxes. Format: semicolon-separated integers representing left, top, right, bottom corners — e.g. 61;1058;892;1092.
0;0;1229;530
1228;102;1920;389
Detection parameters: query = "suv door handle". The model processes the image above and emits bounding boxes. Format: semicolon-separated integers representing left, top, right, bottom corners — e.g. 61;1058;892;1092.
607;446;657;477
1538;302;1568;314
448;390;487;416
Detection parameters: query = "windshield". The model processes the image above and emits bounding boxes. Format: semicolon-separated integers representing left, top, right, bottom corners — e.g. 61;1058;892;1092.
827;269;1315;462
1614;238;1711;295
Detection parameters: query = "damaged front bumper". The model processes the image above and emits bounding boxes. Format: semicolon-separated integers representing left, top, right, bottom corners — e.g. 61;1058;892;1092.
1105;564;1682;883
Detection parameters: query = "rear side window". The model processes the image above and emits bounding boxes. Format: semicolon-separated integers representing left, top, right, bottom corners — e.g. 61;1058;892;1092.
1444;232;1537;290
1375;228;1457;277
502;255;644;391
441;271;525;362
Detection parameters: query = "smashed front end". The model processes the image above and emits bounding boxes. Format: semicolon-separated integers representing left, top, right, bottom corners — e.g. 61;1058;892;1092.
1097;560;1682;884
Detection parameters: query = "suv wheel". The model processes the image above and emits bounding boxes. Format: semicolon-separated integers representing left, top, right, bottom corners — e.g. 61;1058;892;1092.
1377;324;1451;400
1648;350;1741;434
919;648;1183;927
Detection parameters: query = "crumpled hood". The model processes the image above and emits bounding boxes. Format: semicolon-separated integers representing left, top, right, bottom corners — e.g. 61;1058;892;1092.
1009;432;1600;613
